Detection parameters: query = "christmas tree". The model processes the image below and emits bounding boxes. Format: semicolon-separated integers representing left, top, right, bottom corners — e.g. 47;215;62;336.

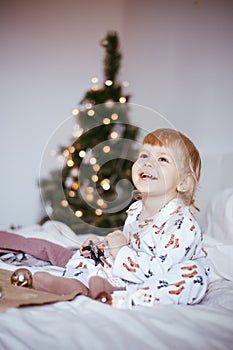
40;31;139;235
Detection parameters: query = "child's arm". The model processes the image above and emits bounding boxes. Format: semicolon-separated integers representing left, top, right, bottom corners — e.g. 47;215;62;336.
104;230;128;259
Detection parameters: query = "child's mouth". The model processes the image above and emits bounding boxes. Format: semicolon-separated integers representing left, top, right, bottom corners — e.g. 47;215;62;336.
139;172;157;180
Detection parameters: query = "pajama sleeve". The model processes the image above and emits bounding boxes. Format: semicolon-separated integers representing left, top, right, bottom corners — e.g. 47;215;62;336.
112;214;202;284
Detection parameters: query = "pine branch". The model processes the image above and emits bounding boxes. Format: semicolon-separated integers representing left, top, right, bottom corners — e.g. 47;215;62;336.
101;31;122;82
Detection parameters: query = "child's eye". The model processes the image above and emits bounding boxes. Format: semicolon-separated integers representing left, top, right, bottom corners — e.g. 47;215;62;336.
159;157;169;163
139;153;148;159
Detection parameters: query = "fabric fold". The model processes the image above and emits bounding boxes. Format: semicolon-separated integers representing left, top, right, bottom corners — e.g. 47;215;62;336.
0;231;73;268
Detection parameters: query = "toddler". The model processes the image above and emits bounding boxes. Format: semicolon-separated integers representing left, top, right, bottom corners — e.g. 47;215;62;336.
34;128;209;306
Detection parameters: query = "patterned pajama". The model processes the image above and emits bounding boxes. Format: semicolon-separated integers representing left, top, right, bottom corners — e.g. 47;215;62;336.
113;198;209;305
64;198;209;306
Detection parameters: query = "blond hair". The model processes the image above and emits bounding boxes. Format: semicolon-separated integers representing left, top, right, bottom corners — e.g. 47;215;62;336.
137;128;201;210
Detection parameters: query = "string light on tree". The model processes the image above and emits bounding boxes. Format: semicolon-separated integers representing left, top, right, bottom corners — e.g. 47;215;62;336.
67;158;74;167
100;178;111;191
93;164;100;172
79;150;86;158
105;99;115;109
72;109;79;116
111;113;118;120
95;209;102;216
61;200;69;207
103;146;110;153
119;97;126;103
87;109;95;117
103;118;111;125
75;210;83;218
91;174;98;182
72;124;83;138
110;131;119;139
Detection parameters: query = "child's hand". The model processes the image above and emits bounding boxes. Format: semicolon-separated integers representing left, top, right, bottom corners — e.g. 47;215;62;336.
104;230;128;260
80;235;103;257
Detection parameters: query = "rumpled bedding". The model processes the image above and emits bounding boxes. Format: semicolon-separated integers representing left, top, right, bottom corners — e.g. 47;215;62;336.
0;188;233;349
0;230;73;268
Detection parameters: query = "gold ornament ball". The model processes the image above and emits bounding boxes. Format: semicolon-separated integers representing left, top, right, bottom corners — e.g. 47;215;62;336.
11;268;33;288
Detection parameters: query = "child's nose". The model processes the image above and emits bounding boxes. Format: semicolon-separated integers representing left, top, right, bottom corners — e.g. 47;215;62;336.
144;157;153;167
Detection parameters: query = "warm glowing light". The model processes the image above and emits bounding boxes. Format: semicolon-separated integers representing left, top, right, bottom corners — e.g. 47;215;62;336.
72;182;79;190
122;81;130;87
86;186;94;194
105;80;113;86
103;117;111;125
97;199;104;206
103;146;110;153
87;109;95;117
86;194;94;202
97;200;107;209
67;159;74;167
95;209;103;216
69;190;75;197
90;157;97;165
105;100;115;109
85;103;92;109
92;175;98;182
119;96;126;103
110;131;119;139
91;77;99;83
61;200;68;207
63;149;69;157
93;164;100;172
100;178;110;190
103;183;110;190
72;124;83;138
69;146;75;153
91;85;100;91
111;113;118;120
75;210;83;218
79;150;86;158
72;109;79;116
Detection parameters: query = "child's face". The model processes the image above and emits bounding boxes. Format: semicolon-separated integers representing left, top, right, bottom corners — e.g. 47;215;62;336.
132;143;181;201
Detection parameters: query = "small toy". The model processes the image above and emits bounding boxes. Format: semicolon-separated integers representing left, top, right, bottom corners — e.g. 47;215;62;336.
82;240;112;268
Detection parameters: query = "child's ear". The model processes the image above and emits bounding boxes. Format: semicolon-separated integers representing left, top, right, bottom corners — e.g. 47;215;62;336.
177;175;193;193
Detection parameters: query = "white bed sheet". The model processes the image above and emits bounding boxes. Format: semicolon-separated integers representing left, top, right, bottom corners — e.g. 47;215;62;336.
0;275;232;350
0;217;233;350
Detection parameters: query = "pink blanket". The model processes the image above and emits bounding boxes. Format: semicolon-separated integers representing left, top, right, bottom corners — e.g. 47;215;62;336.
0;231;73;268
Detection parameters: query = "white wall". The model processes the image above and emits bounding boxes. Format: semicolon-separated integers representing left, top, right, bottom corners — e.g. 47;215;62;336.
1;0;233;229
0;0;125;229
122;0;233;153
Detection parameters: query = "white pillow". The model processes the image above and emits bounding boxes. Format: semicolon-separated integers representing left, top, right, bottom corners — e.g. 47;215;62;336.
202;188;233;282
202;188;233;244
